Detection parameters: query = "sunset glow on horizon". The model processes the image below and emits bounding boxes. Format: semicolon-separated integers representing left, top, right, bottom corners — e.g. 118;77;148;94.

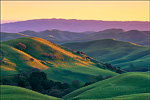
1;1;149;22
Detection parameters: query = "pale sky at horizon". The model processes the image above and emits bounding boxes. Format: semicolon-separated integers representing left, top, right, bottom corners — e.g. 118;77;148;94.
1;1;150;23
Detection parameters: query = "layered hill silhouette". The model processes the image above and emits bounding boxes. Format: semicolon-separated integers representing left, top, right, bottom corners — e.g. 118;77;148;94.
72;29;150;46
63;72;150;100
1;28;149;46
1;18;150;33
1;37;118;83
62;39;150;71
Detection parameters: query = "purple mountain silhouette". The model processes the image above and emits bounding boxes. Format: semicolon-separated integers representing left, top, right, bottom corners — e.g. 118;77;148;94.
1;18;150;33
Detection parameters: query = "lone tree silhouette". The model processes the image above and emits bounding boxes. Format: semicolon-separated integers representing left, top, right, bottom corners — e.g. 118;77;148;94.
17;43;26;50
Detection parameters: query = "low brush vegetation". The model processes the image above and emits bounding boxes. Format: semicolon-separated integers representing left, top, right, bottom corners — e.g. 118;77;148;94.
0;68;109;98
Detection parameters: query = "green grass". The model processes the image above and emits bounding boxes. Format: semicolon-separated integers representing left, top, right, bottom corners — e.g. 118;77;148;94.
1;85;61;100
62;39;150;70
62;72;150;100
0;37;117;83
81;93;150;100
101;93;150;100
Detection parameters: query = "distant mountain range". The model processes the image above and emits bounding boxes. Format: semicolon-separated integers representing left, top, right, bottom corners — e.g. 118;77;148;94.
1;18;150;33
1;28;149;46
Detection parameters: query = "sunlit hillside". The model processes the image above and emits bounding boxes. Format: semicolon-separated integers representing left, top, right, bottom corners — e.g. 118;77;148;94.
0;37;118;83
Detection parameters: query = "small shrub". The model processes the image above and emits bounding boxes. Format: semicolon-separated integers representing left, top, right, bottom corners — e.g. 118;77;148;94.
53;54;60;59
42;53;48;57
80;52;85;55
29;58;34;61
105;75;113;79
77;51;81;54
48;89;63;98
41;61;47;65
116;69;122;74
84;82;94;87
49;53;54;58
105;63;116;70
61;57;64;61
53;50;58;53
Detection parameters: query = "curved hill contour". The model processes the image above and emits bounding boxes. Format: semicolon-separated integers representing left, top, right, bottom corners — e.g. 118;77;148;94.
0;37;118;83
62;39;150;71
62;72;150;100
1;85;61;100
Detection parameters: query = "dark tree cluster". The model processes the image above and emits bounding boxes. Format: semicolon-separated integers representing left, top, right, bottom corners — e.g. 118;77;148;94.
0;68;114;98
104;63;124;74
0;70;72;98
76;51;85;55
104;63;116;70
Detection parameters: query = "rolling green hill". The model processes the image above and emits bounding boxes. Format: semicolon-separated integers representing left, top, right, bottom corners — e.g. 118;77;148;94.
62;72;150;100
62;39;150;71
0;37;118;83
1;85;61;100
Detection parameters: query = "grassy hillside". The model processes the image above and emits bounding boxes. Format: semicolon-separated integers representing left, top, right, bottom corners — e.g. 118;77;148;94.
62;72;150;100
102;93;150;100
0;37;117;83
62;39;150;71
1;85;61;100
0;32;28;41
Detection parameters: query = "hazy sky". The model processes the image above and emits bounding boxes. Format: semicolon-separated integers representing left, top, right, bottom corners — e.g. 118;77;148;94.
1;1;149;22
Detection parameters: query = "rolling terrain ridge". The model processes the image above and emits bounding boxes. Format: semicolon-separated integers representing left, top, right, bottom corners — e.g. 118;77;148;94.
63;72;150;100
1;28;149;46
62;39;150;71
0;37;118;83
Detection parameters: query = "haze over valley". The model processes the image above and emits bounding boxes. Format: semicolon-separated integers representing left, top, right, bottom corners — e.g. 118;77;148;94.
1;1;150;100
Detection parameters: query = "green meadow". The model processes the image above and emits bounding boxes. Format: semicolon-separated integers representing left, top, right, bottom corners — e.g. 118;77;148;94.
62;39;150;71
1;85;61;100
63;72;150;100
1;37;117;83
